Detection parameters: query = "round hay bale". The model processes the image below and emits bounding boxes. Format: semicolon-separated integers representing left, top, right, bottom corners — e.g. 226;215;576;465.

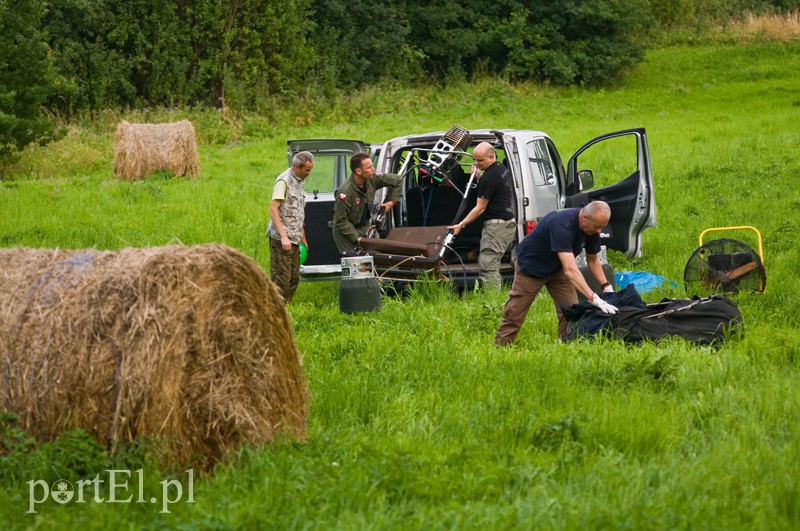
113;120;199;180
0;244;307;468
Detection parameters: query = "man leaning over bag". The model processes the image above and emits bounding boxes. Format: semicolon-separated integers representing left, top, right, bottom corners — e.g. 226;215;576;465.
495;200;618;344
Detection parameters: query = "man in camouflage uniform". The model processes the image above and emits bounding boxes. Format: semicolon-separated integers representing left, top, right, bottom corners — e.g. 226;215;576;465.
332;153;402;254
268;151;314;302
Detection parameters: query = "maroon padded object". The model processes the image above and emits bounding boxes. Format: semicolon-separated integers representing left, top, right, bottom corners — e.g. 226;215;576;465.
357;226;450;258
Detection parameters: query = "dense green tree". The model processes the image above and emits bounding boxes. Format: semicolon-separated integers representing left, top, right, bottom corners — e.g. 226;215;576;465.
312;0;651;88
7;0;788;122
0;0;60;161
496;0;651;85
43;0;132;112
184;0;315;107
106;1;189;107
309;0;419;90
43;0;314;111
399;1;474;80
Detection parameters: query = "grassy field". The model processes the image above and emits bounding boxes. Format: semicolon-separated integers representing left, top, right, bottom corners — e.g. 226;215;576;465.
2;41;800;529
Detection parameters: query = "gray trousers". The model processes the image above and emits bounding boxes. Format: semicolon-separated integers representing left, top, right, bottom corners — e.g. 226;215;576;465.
479;219;516;290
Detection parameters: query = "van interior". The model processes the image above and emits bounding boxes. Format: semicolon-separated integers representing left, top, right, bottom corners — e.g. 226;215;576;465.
360;140;516;283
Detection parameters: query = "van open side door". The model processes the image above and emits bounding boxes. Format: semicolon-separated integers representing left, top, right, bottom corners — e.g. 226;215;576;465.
563;128;656;257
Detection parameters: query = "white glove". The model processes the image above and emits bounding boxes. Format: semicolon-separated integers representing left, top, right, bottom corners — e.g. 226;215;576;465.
589;293;618;314
602;282;615;293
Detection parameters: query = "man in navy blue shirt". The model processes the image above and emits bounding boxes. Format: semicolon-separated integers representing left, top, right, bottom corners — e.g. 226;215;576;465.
495;201;618;344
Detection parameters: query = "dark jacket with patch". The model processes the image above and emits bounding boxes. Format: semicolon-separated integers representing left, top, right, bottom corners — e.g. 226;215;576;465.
332;172;402;253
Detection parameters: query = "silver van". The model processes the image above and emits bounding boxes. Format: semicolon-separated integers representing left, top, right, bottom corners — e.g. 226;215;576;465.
291;126;656;290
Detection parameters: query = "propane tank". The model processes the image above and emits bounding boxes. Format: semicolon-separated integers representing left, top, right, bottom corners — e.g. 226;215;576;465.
339;256;381;313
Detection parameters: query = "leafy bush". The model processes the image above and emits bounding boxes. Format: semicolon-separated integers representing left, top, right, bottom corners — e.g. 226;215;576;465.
0;0;61;160
312;0;652;87
42;0;315;113
498;0;651;85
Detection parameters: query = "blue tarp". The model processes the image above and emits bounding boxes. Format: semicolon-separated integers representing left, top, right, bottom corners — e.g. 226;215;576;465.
614;271;678;294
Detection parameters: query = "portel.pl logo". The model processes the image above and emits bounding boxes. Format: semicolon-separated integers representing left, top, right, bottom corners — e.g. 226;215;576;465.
27;469;195;514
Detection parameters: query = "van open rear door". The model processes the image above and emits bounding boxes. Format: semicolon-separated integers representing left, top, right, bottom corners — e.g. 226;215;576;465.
287;139;367;280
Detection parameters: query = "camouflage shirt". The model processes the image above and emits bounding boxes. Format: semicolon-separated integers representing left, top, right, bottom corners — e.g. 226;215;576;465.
332;172;402;253
267;167;306;243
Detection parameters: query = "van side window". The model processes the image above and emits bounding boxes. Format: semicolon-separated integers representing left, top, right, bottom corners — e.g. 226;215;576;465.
526;139;555;186
302;154;349;193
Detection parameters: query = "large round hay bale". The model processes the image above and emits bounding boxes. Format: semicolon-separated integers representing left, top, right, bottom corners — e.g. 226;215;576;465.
113;120;199;180
0;244;307;468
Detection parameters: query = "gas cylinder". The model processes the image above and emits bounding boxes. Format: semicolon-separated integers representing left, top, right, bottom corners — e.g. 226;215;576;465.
339;256;381;313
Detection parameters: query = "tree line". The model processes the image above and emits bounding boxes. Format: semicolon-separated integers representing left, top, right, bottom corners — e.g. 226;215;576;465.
1;0;795;159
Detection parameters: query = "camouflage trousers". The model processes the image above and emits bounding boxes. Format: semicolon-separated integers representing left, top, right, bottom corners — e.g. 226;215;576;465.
269;237;300;303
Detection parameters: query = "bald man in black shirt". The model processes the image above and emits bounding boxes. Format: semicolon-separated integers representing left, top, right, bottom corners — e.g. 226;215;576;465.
448;142;515;289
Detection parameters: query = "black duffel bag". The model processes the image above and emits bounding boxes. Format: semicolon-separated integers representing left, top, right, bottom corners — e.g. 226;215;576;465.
563;285;744;344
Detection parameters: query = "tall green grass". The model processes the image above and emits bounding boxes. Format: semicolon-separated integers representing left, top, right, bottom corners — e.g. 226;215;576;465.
2;42;800;529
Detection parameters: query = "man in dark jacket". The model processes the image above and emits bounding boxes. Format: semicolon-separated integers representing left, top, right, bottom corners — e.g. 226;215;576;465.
333;153;402;254
495;201;618;344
